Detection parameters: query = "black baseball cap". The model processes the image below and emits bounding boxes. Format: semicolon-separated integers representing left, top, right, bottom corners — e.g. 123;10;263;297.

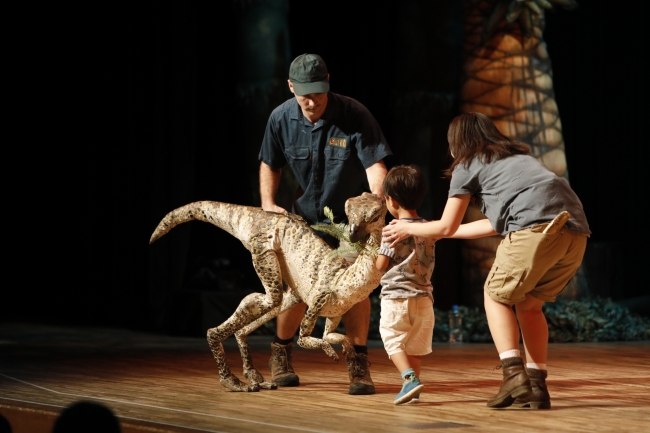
289;53;330;96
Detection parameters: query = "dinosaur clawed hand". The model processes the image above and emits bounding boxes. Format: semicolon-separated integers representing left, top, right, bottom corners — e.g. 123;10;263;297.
297;336;340;362
324;332;354;357
321;341;339;362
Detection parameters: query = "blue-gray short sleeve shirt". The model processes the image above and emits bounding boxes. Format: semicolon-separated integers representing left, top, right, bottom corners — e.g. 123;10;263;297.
449;155;590;235
258;93;392;224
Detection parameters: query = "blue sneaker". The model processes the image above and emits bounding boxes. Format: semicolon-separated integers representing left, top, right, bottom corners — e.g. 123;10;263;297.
394;375;424;405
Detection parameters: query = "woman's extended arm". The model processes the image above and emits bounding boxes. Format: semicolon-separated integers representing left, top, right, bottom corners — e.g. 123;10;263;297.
448;218;498;239
382;194;471;247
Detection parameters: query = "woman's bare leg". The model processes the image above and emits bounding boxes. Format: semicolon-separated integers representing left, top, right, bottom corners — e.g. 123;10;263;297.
515;294;548;364
484;292;521;353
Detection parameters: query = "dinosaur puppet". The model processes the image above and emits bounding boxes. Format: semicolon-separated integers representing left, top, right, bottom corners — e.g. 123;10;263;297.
149;192;386;392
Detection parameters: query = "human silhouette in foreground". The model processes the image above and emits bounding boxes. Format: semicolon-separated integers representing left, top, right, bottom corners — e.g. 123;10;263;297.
52;401;121;433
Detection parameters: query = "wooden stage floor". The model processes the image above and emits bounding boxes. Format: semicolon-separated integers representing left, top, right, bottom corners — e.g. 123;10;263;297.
0;323;648;433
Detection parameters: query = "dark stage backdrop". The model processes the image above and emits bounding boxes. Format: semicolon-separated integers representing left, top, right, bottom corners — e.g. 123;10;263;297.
6;0;642;333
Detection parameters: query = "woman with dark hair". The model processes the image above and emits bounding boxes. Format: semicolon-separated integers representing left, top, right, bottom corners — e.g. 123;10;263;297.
382;112;590;409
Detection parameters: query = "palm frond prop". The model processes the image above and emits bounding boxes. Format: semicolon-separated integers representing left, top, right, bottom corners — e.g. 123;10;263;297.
482;0;578;41
312;207;378;259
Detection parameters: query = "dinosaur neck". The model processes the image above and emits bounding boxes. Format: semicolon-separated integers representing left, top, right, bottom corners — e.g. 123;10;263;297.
348;230;382;268
364;230;382;253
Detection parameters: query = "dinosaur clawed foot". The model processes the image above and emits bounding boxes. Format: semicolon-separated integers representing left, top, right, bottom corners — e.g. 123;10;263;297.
220;376;260;392
244;368;277;390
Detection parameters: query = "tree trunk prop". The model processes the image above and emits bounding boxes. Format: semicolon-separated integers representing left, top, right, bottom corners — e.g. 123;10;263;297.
459;0;584;305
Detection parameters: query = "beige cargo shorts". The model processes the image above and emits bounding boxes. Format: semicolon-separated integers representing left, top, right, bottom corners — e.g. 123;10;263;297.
484;224;588;305
379;297;434;357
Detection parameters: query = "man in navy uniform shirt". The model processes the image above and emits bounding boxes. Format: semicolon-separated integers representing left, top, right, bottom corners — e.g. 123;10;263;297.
258;53;392;395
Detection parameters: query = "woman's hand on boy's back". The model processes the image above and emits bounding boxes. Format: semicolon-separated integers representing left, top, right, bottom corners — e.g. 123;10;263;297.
382;220;413;247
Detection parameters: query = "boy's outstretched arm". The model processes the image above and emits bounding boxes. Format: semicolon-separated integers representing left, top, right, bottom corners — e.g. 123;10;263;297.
447;219;498;239
376;233;393;272
376;253;390;272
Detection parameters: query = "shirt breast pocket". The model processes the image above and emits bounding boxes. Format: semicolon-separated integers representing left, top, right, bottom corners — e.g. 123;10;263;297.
285;146;311;182
325;144;351;176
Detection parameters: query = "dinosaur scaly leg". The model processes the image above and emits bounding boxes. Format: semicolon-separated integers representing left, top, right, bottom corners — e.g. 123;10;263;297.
235;330;276;390
297;292;339;361
322;316;354;356
238;289;300;337
235;290;302;389
209;247;285;390
206;336;258;392
206;289;281;392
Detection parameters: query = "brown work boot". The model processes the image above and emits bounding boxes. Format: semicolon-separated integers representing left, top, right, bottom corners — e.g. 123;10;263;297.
346;352;376;395
268;342;300;387
486;357;532;408
513;368;551;409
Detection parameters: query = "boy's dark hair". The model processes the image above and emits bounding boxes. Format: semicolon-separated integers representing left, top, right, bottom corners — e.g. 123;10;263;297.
382;164;426;210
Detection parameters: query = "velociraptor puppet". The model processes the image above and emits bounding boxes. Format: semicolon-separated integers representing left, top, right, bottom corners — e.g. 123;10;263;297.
149;192;386;392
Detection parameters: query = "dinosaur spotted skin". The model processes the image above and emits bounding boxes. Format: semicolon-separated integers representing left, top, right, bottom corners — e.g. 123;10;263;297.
150;192;386;392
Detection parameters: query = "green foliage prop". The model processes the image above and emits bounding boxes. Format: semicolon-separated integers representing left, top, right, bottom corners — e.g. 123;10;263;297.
311;206;378;258
543;297;650;342
370;296;650;343
260;296;650;343
431;305;493;343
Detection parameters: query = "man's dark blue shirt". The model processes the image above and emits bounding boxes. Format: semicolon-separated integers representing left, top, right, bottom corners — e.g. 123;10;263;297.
259;92;392;225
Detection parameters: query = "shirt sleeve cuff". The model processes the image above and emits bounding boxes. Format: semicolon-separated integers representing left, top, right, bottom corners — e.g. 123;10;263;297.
378;246;394;258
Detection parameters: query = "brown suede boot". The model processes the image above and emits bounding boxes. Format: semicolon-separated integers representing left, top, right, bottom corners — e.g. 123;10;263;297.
268;342;300;386
513;368;551;409
486;357;532;408
346;352;376;395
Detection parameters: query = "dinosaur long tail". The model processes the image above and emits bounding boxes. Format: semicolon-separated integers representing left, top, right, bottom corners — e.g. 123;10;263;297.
149;201;264;247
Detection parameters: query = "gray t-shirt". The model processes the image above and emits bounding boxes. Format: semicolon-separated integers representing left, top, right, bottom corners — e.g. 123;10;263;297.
448;154;590;236
378;218;435;301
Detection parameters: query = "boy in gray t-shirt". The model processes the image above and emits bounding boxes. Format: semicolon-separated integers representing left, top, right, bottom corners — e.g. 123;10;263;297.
376;164;436;405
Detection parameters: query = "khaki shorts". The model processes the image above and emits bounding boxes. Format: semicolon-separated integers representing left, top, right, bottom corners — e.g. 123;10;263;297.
485;224;588;305
379;297;434;357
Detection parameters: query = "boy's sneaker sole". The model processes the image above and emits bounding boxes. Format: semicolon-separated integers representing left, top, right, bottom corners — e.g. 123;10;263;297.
403;395;420;404
394;384;424;405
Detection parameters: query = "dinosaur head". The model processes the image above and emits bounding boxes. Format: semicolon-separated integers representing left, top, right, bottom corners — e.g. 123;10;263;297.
345;192;387;244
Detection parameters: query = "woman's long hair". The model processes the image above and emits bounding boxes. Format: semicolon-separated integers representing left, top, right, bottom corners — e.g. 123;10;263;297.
444;112;531;178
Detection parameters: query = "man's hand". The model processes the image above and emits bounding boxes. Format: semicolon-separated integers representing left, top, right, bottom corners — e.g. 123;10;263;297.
260;162;284;213
366;160;388;197
263;204;288;215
